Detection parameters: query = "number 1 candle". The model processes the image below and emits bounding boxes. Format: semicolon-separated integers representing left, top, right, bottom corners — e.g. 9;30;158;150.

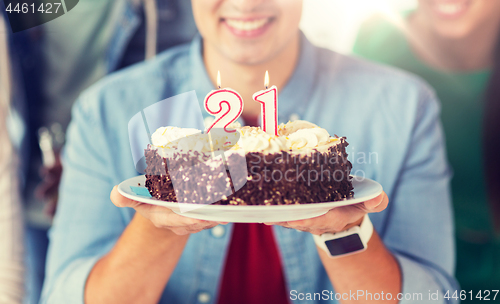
204;71;244;133
252;71;278;136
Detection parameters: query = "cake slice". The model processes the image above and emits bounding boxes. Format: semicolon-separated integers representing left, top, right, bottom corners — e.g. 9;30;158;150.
144;121;353;205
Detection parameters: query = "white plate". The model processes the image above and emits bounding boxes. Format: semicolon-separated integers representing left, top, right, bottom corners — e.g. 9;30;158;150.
117;175;383;223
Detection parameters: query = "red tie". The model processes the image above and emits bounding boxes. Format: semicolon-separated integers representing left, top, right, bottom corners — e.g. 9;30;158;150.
217;115;289;304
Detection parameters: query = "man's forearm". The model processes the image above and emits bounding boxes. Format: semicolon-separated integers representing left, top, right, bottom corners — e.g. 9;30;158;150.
85;213;189;304
318;232;401;303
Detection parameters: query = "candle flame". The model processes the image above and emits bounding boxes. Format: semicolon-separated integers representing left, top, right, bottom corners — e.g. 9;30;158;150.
264;70;269;89
217;71;221;88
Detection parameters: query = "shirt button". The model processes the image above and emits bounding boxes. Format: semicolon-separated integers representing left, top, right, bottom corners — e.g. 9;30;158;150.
211;225;225;238
198;292;211;303
289;113;300;121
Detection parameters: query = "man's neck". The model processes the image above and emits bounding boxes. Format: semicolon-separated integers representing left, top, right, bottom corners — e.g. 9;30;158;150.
408;12;499;72
203;34;301;118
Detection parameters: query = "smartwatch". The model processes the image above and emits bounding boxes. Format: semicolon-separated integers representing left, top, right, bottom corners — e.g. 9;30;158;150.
313;214;373;258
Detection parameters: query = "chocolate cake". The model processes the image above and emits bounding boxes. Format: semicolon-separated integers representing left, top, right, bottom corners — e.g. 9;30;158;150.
144;121;354;205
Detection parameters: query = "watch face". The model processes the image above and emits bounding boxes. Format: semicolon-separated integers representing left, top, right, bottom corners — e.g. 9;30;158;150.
325;234;364;256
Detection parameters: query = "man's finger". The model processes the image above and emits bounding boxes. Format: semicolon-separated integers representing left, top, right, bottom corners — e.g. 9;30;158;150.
363;191;389;212
110;185;140;208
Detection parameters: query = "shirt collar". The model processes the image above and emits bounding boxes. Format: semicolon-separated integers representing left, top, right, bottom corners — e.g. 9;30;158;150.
189;32;317;121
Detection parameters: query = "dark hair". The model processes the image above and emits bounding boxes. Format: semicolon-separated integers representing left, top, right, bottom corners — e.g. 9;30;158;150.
484;34;500;232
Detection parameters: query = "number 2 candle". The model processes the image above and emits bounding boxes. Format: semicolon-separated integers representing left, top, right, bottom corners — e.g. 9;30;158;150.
204;71;244;133
252;71;278;136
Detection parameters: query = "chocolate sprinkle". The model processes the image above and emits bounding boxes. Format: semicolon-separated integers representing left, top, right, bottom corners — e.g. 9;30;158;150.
144;138;354;205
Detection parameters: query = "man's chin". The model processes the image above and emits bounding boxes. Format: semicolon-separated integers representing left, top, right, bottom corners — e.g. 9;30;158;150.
221;51;271;66
232;56;270;66
220;43;278;66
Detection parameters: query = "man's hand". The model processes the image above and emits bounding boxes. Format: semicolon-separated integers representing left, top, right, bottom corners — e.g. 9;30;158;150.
88;187;216;304
265;192;389;235
110;186;226;235
270;191;399;303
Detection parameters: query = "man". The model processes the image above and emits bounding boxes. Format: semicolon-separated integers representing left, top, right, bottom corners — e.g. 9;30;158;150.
41;1;457;303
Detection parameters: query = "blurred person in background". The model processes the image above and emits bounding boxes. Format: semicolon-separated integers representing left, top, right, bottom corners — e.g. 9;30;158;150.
353;0;500;300
0;11;25;304
18;0;196;302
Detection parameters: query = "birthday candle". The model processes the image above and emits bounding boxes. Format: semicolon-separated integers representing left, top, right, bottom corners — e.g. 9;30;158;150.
204;71;244;133
252;71;278;136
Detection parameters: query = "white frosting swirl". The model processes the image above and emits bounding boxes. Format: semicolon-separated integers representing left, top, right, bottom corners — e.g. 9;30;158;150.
151;126;240;154
235;127;287;153
285;127;330;150
278;120;319;136
151;127;201;148
150;120;337;154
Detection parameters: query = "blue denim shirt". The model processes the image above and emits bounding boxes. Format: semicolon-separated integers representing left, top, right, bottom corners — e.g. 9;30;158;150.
41;34;458;303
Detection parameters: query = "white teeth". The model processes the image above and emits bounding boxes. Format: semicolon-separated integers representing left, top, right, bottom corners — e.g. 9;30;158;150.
226;18;269;31
436;2;465;15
